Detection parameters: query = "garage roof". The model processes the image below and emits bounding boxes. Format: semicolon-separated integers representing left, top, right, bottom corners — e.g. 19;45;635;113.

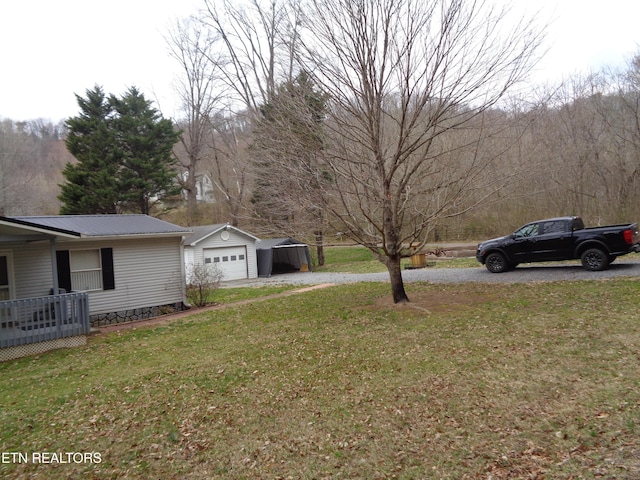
257;238;308;249
184;224;260;246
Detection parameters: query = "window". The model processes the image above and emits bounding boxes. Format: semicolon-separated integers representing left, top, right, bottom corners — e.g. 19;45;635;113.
0;255;10;301
213;257;220;263
70;250;103;291
515;223;539;238
239;254;245;261
541;220;567;235
222;256;229;262
57;248;115;292
205;258;212;264
231;255;237;261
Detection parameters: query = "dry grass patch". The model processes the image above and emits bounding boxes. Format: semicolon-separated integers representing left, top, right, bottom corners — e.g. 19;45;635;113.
372;283;490;314
1;280;640;479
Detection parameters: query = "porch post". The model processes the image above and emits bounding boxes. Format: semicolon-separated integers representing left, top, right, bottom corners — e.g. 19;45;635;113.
50;236;59;294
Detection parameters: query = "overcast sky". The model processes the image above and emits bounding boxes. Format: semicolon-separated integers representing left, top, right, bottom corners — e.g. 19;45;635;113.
1;0;639;122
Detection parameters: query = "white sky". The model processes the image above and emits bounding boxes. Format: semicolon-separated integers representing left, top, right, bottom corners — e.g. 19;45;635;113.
1;0;639;122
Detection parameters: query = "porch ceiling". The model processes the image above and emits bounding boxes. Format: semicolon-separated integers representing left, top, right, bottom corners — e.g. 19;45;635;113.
0;221;79;244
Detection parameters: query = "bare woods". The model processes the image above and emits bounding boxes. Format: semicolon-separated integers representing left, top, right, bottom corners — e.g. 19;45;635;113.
2;2;640;247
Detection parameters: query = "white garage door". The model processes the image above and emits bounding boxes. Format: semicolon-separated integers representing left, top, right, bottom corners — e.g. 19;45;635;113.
203;246;248;281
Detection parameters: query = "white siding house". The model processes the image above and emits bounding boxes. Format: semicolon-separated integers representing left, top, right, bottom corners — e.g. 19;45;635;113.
0;215;190;327
184;224;260;282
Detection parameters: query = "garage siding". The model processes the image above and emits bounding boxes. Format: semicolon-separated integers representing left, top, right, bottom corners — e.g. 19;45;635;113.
185;228;258;282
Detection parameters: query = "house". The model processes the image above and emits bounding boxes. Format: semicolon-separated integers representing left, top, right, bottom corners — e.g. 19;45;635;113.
181;172;215;203
150;172;215;205
257;238;312;277
183;224;260;282
0;215;191;360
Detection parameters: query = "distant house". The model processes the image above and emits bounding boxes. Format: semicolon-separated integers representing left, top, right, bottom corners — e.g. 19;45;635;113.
150;172;215;205
181;172;215;204
0;215;190;360
183;224;260;282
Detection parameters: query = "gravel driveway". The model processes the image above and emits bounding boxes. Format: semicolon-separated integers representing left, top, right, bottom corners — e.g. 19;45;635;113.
224;258;640;287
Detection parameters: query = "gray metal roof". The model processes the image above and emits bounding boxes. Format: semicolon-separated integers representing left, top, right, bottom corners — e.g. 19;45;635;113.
257;238;308;250
5;215;190;237
184;224;260;246
183;224;226;245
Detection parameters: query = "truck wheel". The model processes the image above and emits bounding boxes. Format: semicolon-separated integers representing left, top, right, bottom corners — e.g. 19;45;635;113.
581;248;609;271
485;252;508;273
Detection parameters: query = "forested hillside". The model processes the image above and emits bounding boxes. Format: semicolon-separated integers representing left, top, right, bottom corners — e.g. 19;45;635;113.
3;58;640;242
0;119;72;215
2;1;640;251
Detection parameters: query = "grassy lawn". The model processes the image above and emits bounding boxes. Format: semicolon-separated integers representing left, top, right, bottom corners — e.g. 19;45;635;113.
210;285;297;303
2;279;640;478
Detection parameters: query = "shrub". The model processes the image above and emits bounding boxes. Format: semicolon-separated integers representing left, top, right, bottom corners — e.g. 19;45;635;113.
186;263;223;307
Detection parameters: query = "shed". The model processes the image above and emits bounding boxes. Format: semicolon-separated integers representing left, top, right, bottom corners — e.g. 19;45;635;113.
257;238;312;277
183;224;260;282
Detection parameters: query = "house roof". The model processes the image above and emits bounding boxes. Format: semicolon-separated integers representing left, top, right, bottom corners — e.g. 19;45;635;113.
0;215;190;239
257;238;308;250
184;224;260;246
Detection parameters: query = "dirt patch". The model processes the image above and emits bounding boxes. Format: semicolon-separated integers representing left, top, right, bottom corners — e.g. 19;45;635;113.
371;288;488;314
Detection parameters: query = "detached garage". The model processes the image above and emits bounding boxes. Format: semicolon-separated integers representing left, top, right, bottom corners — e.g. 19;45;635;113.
184;224;260;282
257;238;312;277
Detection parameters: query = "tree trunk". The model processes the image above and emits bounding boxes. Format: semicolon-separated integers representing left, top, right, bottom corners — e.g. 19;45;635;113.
186;164;198;225
387;254;409;304
315;230;325;266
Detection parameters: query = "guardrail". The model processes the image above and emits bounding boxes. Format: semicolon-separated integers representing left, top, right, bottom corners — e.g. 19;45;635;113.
0;292;90;349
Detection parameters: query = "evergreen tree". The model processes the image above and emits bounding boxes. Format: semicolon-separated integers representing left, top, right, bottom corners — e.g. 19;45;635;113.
253;72;328;220
59;86;120;214
110;87;182;214
252;72;329;262
59;85;181;215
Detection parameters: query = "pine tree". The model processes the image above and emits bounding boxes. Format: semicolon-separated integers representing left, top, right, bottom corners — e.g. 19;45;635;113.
59;86;120;214
59;85;181;215
252;71;329;263
110;87;182;214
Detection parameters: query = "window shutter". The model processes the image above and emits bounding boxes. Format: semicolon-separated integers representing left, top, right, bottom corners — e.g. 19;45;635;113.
101;248;115;290
56;250;72;293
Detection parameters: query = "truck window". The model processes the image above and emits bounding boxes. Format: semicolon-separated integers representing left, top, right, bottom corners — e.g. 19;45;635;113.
572;217;585;230
541;220;568;234
515;223;539;237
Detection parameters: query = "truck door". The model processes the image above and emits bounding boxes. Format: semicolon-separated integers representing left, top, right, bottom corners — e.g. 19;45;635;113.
510;222;540;263
529;220;573;261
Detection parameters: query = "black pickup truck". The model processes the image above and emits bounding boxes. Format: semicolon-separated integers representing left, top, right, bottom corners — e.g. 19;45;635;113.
476;216;640;273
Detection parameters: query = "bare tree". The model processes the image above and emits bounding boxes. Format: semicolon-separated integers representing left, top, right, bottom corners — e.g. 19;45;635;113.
166;17;224;224
298;0;544;302
200;0;302;111
533;75;607;219
0;120;33;215
0;119;69;215
596;55;640;221
207;110;253;227
193;0;306;229
533;59;640;225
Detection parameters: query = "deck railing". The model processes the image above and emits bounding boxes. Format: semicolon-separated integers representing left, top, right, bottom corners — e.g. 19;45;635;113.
0;292;90;349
